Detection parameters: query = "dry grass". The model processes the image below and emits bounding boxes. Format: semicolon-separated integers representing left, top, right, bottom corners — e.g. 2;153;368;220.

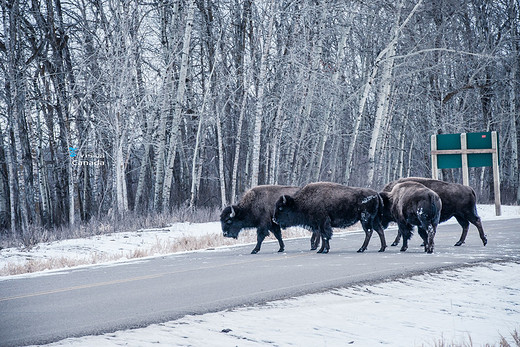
0;225;320;276
420;329;520;347
0;206;222;250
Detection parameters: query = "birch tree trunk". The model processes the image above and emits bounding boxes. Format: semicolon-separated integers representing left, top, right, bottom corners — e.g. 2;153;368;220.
343;54;376;184
134;116;153;211
163;0;195;209
153;73;172;212
215;110;227;208
189;36;219;208
314;26;349;181
2;121;17;234
250;0;276;188
229;90;246;203
114;112;129;214
0;125;8;229
6;0;30;236
269;91;286;185
366;0;422;186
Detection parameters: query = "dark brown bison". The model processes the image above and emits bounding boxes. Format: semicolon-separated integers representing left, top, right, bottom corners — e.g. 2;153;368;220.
220;185;300;254
380;181;442;253
382;177;487;247
272;182;387;254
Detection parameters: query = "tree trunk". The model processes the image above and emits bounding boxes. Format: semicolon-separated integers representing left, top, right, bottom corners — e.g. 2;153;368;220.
114;112;128;214
250;0;276;188
231;89;247;203
6;0;30;236
314;26;348;181
163;0;196;209
215;110;227;208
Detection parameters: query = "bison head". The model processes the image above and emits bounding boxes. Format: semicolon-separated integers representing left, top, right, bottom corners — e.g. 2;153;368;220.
220;205;245;239
273;195;297;228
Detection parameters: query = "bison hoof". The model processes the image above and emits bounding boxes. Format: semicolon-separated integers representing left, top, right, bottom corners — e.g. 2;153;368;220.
378;247;386;252
400;246;408;252
357;248;366;253
250;249;259;254
426;248;434;254
310;246;317;251
278;248;284;253
322;249;329;254
482;238;488;246
391;242;398;247
454;241;464;246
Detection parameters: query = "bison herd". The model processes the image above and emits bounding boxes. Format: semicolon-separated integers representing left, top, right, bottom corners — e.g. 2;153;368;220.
220;177;487;255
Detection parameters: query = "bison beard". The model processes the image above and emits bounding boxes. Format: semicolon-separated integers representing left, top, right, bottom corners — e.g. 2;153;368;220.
380;181;442;254
220;185;300;254
273;182;387;254
381;177;487;247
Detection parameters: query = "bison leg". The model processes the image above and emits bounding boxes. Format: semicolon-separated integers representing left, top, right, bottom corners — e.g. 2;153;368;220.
417;227;428;252
425;225;436;254
469;216;487;246
358;213;373;253
310;231;320;251
391;230;401;247
317;219;332;254
357;225;372;253
399;224;412;252
454;216;470;246
374;223;387;252
251;229;269;254
317;235;330;254
270;224;285;253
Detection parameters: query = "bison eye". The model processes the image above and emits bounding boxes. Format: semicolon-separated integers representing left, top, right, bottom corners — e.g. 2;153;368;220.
226;219;232;224
278;206;283;211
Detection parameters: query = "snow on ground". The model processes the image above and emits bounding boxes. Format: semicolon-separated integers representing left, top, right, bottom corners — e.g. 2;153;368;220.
0;222;223;272
37;262;520;347
2;204;519;346
1;204;519;277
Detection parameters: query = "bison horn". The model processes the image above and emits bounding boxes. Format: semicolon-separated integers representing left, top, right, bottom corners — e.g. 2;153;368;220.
230;206;236;218
282;195;287;204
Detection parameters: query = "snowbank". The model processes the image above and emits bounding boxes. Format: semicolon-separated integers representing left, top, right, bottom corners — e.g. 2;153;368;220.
39;262;520;347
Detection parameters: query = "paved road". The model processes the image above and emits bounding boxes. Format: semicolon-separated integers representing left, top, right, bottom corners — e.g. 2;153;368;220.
1;218;519;346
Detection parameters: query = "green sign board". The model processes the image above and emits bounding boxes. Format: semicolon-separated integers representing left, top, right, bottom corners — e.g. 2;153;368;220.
431;131;501;216
436;133;461;169
436;131;499;169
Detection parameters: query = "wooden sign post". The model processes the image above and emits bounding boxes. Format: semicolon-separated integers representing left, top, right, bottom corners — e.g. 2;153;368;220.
431;131;501;216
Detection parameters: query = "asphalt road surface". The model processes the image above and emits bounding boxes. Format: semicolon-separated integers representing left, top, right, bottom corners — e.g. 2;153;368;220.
1;218;519;346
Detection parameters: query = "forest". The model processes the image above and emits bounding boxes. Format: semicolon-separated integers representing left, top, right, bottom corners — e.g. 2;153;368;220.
1;0;519;243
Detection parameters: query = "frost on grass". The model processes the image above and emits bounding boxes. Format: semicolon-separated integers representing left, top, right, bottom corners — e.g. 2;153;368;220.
0;223;311;276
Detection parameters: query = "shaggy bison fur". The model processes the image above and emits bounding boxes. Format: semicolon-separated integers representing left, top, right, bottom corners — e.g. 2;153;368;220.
382;177;487;247
273;182;387;254
220;185;299;254
380;181;442;253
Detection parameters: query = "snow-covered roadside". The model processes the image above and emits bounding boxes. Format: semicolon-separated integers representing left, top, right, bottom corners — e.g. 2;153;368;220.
1;204;519;277
37;261;520;347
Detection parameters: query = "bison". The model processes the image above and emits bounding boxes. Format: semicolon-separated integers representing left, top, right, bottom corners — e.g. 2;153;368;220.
220;185;300;254
382;177;487;247
380;181;442;253
272;182;387;254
